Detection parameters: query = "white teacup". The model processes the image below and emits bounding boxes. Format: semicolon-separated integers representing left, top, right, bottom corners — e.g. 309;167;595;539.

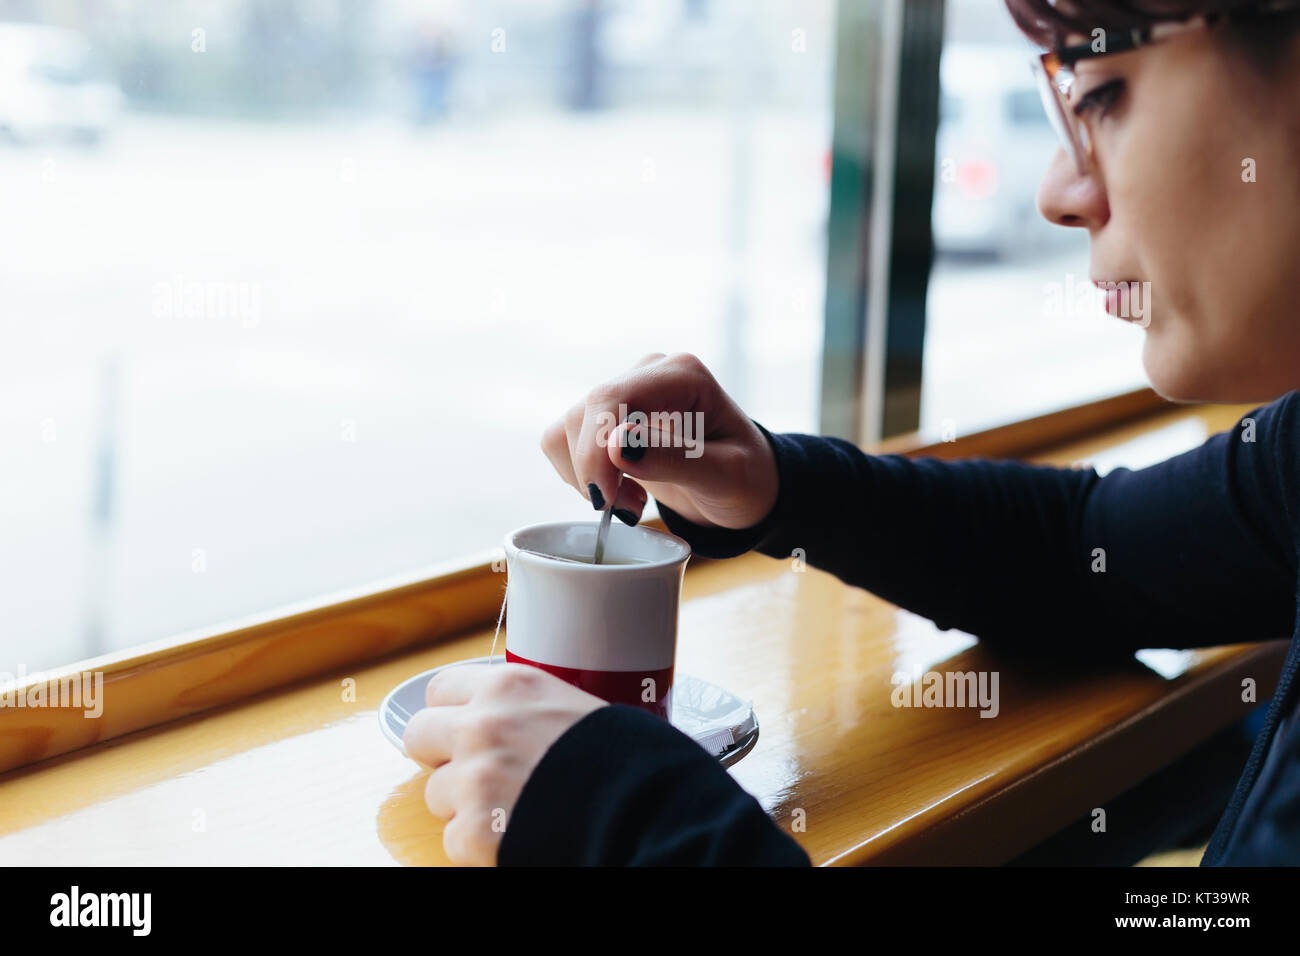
503;520;692;720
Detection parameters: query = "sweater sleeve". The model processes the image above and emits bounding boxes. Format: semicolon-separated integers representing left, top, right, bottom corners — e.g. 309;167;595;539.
661;404;1300;658
499;396;1300;865
497;704;810;866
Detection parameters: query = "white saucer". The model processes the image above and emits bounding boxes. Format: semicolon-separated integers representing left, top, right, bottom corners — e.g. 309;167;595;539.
379;656;759;767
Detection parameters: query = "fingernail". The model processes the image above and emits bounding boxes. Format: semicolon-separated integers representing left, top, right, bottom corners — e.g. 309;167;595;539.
587;482;605;510
613;508;639;527
616;429;642;465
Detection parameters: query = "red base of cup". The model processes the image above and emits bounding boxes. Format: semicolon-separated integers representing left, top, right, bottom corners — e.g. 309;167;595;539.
506;649;673;720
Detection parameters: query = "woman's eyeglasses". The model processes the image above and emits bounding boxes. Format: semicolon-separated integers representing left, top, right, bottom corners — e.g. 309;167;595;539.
1030;2;1300;176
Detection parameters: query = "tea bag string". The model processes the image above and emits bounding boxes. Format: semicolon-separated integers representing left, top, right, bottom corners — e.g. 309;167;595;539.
488;581;507;663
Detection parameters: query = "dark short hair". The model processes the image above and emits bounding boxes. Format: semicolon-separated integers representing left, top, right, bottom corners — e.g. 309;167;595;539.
1004;0;1300;67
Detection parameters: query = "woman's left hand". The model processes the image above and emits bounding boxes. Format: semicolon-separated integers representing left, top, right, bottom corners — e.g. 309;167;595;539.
402;662;607;866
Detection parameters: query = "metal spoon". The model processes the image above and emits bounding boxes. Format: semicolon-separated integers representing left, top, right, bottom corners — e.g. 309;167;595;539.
592;473;623;565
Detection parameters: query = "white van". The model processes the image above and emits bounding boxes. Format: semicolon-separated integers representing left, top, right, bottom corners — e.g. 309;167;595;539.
932;43;1066;259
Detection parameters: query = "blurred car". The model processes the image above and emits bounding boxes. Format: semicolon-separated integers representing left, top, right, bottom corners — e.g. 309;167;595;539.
0;22;122;146
932;43;1064;259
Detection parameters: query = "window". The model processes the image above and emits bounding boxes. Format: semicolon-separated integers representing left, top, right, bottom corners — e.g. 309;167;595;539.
923;0;1147;437
3;0;836;673
1005;89;1049;128
940;92;962;123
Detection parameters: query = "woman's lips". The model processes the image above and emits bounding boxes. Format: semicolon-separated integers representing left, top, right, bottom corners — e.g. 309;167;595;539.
1092;279;1143;322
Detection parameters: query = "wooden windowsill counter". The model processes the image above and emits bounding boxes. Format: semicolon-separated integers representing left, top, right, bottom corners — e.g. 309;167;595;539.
0;401;1282;865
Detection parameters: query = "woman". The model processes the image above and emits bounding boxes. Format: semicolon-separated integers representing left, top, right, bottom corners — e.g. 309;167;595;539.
402;0;1300;866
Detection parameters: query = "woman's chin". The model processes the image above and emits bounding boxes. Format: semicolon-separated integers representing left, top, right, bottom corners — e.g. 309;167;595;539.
1141;335;1213;404
1142;335;1285;405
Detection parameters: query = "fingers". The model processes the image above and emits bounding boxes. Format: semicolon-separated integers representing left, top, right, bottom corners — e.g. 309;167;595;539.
547;423;650;522
539;399;601;501
571;354;715;511
443;811;498;867
425;662;496;707
408;661;526;766
540;404;581;492
409;662;520;768
424;761;456;819
403;705;456;768
562;401;589;499
610;475;647;527
541;352;723;513
428;765;500;867
575;402;623;513
406;664;608;867
605;421;700;488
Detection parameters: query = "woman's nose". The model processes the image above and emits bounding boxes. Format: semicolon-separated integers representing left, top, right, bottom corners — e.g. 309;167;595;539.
1037;147;1108;230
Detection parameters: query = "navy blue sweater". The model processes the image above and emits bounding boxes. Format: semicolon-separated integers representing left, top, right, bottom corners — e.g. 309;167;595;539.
498;393;1300;865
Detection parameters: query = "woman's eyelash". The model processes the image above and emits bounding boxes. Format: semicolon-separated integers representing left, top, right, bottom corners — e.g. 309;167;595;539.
1072;79;1125;118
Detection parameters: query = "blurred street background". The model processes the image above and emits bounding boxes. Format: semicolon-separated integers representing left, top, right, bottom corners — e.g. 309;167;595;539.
1;0;1143;671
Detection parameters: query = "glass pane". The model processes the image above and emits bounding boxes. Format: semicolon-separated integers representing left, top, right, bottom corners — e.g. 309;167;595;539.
922;0;1146;437
2;1;835;673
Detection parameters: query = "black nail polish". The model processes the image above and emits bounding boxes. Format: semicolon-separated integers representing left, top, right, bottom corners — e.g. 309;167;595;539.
587;482;605;510
620;439;646;463
613;508;639;527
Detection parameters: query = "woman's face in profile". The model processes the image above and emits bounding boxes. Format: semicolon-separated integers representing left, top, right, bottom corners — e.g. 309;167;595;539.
1035;26;1300;403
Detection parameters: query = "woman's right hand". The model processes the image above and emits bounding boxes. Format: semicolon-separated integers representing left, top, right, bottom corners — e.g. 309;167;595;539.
540;352;779;531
